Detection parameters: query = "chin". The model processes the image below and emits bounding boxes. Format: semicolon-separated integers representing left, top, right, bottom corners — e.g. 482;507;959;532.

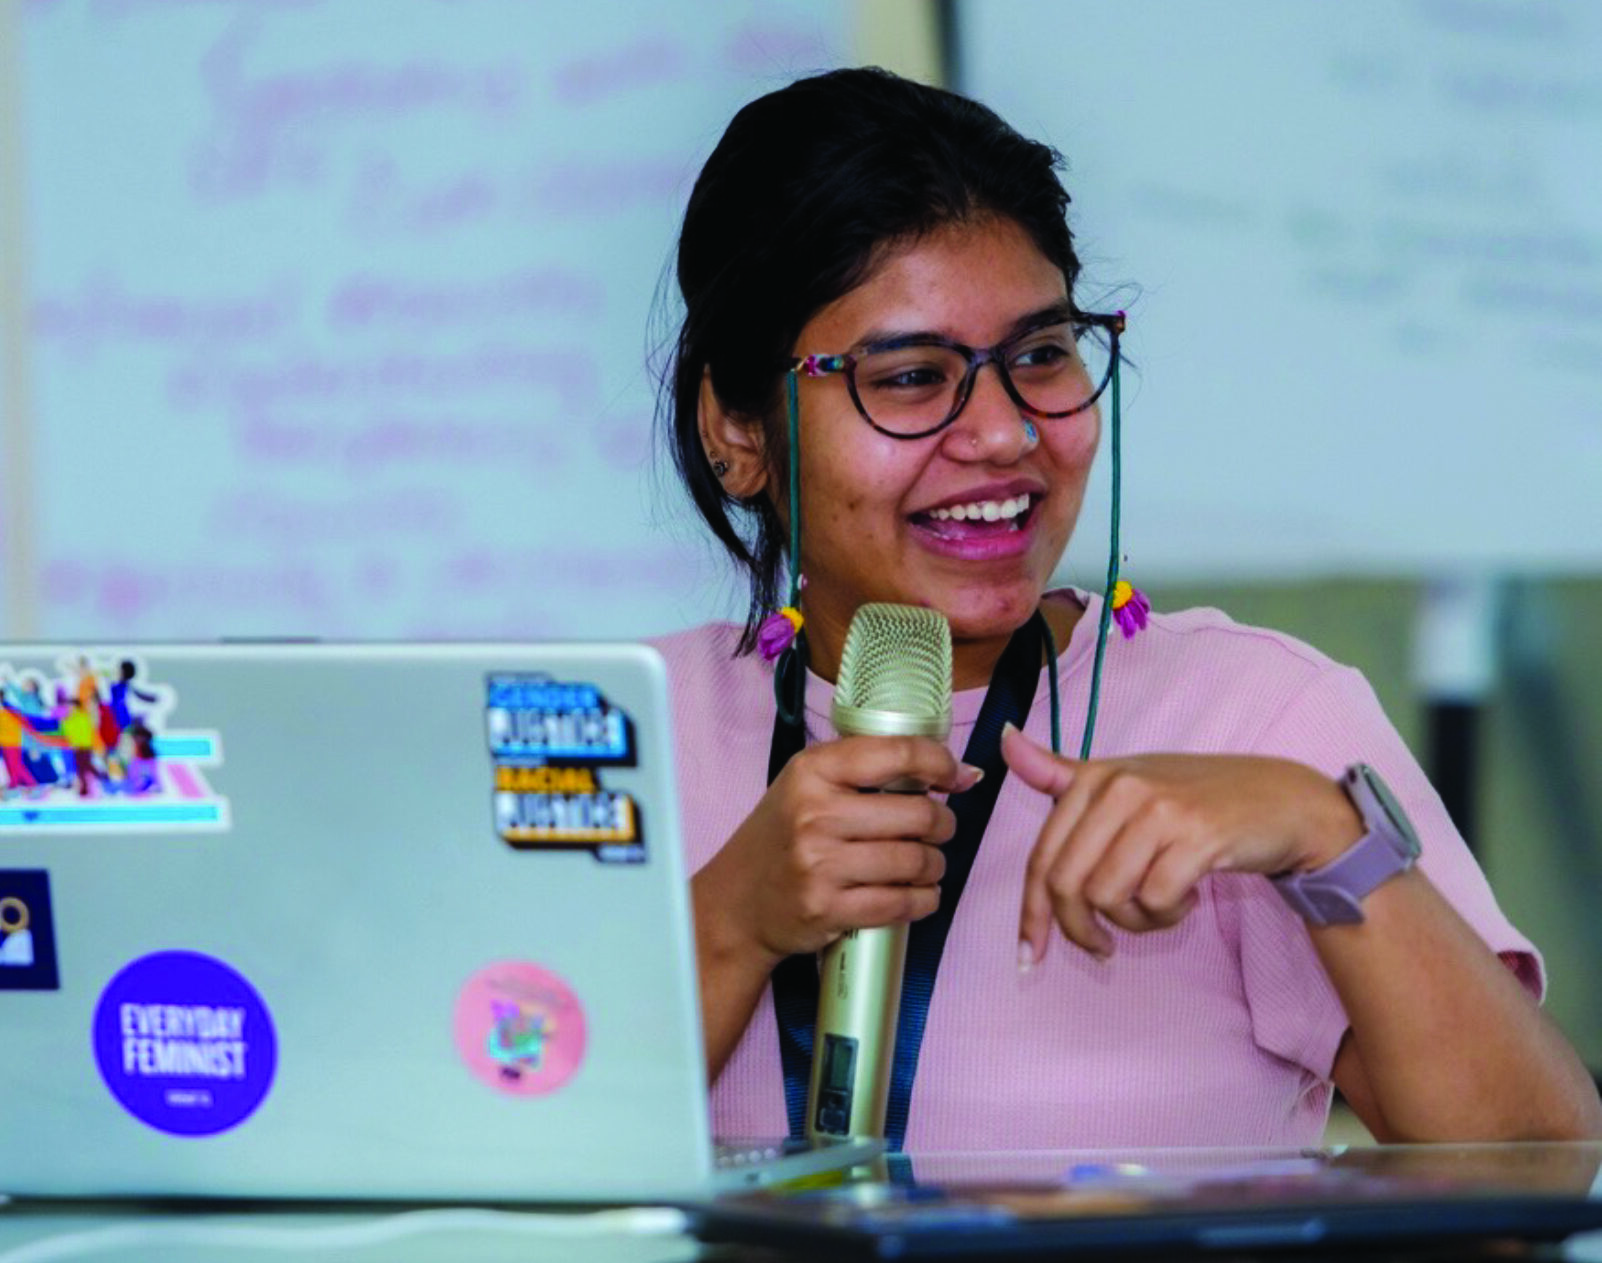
936;584;1045;643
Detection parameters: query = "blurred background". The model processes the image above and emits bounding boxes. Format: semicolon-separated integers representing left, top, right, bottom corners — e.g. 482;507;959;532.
2;0;1598;1093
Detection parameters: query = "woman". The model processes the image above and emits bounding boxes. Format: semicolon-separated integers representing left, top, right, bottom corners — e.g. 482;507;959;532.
653;67;1601;1150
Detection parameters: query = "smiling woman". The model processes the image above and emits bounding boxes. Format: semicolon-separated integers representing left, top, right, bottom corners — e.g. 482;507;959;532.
651;67;1602;1152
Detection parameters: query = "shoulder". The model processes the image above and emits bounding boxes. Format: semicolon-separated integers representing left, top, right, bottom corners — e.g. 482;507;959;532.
1060;588;1351;695
646;621;750;688
1055;592;1370;755
645;621;772;740
1137;603;1342;679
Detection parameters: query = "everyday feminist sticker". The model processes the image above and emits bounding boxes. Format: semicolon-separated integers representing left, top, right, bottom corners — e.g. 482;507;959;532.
92;951;277;1136
454;961;587;1097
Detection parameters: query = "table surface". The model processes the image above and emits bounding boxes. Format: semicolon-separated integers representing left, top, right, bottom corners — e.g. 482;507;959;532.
4;1144;1601;1263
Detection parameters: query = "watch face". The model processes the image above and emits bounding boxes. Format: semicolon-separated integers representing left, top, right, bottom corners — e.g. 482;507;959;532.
1360;765;1423;859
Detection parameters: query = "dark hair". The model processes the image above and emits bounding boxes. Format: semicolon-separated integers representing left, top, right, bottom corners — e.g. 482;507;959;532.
661;67;1082;651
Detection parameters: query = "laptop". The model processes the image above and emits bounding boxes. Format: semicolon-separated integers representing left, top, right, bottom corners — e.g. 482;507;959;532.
694;1142;1602;1257
0;641;875;1202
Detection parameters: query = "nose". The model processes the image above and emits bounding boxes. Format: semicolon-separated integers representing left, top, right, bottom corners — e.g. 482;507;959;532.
939;359;1032;464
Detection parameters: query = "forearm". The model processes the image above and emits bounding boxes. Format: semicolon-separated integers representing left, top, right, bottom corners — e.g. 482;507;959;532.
1315;869;1602;1142
691;861;782;1083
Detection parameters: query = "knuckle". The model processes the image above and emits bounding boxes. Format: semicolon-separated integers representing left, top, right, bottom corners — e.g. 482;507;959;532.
1143;794;1177;826
1082;872;1122;909
889;735;920;766
1048;885;1080;923
1106;770;1155;812
793;891;828;931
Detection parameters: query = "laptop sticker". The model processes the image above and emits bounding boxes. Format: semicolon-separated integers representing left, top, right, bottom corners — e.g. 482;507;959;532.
0;870;60;991
485;674;645;863
0;655;228;833
92;950;277;1136
454;960;587;1097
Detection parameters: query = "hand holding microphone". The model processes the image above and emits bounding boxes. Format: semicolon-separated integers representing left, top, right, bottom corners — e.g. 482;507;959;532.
807;603;954;1141
688;606;968;1084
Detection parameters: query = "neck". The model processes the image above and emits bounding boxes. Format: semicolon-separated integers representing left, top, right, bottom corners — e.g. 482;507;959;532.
951;631;1020;693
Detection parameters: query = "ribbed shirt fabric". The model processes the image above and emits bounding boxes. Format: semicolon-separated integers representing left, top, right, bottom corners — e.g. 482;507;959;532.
651;590;1541;1150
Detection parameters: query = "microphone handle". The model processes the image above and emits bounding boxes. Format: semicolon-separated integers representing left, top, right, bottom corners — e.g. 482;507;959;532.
807;923;909;1142
805;775;922;1142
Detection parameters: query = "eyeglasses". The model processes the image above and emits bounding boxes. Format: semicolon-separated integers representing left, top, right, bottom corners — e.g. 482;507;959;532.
788;310;1125;440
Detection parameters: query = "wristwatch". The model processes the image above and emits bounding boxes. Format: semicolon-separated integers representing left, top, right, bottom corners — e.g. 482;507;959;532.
1271;763;1422;925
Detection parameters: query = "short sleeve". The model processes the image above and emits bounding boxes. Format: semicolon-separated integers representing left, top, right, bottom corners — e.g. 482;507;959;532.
1228;663;1544;1081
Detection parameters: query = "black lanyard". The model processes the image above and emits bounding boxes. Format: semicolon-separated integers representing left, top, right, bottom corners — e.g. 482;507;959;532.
766;612;1046;1150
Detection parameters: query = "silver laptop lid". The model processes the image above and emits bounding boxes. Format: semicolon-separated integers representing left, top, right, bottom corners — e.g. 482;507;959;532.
0;642;715;1201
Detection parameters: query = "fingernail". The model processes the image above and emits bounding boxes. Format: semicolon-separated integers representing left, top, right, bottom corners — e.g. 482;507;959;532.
1002;721;1020;738
1017;940;1036;973
956;763;984;790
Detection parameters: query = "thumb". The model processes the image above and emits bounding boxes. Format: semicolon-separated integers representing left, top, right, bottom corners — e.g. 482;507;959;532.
1001;722;1079;798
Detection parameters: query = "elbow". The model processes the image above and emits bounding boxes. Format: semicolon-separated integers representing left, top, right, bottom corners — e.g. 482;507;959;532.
1541;1085;1602;1142
1366;1084;1602;1146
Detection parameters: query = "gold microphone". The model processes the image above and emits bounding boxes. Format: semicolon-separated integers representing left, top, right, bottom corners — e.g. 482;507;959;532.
806;603;952;1141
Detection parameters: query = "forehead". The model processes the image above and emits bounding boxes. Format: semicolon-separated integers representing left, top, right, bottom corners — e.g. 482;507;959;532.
806;217;1069;345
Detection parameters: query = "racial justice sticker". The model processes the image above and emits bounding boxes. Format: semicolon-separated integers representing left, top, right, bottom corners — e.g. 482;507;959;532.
92;951;277;1136
485;674;645;863
454;961;587;1097
0;870;60;991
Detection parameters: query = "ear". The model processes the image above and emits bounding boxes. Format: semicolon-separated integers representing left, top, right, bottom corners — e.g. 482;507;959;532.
697;368;771;501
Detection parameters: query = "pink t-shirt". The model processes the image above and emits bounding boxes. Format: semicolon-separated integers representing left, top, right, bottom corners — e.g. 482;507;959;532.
651;591;1542;1149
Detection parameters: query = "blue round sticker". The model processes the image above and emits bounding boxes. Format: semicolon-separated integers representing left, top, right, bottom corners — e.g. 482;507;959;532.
92;951;277;1137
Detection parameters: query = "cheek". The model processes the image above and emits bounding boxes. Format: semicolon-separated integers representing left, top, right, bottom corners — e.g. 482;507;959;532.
1051;414;1100;471
803;431;914;525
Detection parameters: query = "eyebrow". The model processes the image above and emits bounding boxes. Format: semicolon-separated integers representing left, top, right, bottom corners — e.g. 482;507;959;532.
853;300;1075;352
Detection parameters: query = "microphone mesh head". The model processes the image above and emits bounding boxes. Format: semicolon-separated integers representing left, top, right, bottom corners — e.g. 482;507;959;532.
832;603;953;740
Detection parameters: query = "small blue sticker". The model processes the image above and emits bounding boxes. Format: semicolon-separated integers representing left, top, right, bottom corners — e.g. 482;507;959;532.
0;870;60;991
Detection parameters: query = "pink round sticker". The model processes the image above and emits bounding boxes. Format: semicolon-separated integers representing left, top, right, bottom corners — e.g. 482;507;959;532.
454;961;587;1096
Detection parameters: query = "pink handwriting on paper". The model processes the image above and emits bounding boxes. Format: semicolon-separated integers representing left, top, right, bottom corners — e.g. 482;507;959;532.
189;17;524;203
168;343;602;415
345;156;506;236
206;487;463;546
591;411;653;472
550;35;690;105
518;159;689;218
325;268;604;329
230;407;572;478
722;20;833;75
31;276;299;361
39;557;334;627
437;546;691;598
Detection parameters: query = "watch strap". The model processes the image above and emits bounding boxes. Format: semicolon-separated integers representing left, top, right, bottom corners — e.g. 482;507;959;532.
1272;765;1418;926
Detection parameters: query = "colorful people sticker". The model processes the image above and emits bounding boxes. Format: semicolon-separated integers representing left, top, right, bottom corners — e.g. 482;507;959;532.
0;655;226;833
92;951;277;1136
454;961;587;1097
0;870;60;991
484;674;644;863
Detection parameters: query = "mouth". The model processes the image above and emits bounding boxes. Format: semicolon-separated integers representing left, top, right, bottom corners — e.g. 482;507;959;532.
909;492;1039;541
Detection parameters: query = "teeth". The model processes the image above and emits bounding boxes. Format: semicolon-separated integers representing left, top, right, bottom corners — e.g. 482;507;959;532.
929;495;1031;523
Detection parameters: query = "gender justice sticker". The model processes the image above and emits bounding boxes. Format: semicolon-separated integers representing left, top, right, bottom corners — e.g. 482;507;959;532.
454;961;587;1097
484;673;645;864
92;951;277;1137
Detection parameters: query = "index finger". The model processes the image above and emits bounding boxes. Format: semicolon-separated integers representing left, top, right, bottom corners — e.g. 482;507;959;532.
809;734;970;794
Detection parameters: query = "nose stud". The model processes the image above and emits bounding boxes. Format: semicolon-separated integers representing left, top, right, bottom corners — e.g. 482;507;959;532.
1021;420;1039;448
